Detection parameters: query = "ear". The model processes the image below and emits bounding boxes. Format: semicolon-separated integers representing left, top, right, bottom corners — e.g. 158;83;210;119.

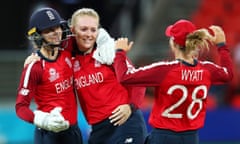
70;27;75;34
174;42;179;48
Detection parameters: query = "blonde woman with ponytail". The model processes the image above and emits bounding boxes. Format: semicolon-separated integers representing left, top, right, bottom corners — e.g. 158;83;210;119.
112;19;233;144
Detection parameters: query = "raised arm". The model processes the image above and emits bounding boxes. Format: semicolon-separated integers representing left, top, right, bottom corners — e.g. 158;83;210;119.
113;38;171;86
206;25;233;83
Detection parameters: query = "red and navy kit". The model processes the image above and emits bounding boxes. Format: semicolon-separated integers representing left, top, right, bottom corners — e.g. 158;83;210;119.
113;45;233;132
67;36;147;143
15;50;78;125
72;49;129;124
121;56;146;109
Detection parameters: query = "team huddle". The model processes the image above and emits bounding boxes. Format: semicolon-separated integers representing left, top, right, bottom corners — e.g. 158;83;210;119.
15;6;233;144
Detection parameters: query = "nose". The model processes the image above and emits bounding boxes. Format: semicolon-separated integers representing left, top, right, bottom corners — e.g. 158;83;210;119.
54;28;61;34
85;29;93;37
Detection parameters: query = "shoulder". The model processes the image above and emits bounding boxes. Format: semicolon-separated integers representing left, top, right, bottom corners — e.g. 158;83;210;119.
21;60;43;83
199;60;218;66
25;60;43;73
150;60;179;67
198;60;223;70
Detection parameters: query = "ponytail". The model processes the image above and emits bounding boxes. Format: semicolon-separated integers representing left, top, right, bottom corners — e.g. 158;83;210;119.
184;29;210;57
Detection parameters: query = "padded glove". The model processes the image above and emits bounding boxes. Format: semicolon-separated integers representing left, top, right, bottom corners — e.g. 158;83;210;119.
93;28;116;65
33;107;69;133
49;107;70;132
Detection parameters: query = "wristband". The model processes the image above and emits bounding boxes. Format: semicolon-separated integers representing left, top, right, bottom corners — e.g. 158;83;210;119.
216;42;226;48
129;103;137;112
116;49;124;52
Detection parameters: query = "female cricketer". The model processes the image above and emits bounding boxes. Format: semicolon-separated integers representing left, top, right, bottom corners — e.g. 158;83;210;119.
68;8;148;144
15;7;83;144
113;20;233;144
22;7;148;144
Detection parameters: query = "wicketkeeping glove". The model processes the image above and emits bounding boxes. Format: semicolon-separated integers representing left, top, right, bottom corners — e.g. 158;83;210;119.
49;107;70;132
93;28;116;65
33;107;70;133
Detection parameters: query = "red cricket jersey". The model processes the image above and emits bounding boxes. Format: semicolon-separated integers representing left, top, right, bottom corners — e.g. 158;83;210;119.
72;50;129;125
113;45;233;132
121;57;146;109
15;50;78;125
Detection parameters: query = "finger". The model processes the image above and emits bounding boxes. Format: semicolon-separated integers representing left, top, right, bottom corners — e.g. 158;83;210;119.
114;113;129;126
50;110;62;117
116;117;127;126
109;109;121;120
128;41;134;51
111;106;120;114
51;121;69;132
114;111;131;126
54;107;62;113
109;110;124;123
110;114;124;126
112;117;125;126
51;116;65;122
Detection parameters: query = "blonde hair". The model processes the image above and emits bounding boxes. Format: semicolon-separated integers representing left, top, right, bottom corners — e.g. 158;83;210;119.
184;29;211;57
69;8;100;27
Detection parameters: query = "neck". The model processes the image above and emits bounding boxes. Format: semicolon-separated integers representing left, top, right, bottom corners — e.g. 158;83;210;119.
78;46;94;55
40;47;59;60
175;54;194;65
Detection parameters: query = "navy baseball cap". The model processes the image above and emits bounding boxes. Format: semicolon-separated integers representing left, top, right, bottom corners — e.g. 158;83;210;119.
28;7;66;35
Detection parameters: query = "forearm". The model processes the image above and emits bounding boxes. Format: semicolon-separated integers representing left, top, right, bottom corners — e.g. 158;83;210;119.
217;44;234;81
15;103;34;123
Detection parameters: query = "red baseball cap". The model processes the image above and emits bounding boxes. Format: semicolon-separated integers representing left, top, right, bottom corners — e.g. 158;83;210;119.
165;19;196;46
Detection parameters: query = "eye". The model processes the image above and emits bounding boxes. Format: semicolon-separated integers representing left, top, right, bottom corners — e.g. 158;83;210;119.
80;27;88;32
91;28;97;33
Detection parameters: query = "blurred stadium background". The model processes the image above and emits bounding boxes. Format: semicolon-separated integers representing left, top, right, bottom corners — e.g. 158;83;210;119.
1;0;240;143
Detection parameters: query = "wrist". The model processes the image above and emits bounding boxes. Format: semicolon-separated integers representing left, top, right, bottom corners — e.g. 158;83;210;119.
116;49;124;52
129;103;137;112
216;42;226;48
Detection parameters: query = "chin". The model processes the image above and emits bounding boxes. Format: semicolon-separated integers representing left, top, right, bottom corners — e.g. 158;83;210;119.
84;45;94;49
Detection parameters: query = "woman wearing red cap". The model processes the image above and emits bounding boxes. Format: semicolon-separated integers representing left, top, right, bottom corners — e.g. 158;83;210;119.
113;20;233;144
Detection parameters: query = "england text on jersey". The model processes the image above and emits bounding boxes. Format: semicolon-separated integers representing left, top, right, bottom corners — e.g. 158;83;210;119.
74;72;104;88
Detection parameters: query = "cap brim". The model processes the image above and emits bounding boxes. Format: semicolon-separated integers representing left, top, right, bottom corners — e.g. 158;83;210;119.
165;25;173;37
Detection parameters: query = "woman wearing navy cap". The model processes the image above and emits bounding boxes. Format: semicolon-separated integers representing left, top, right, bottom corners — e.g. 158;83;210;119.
15;7;83;144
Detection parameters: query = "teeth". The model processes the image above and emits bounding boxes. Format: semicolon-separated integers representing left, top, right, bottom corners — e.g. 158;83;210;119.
85;39;91;43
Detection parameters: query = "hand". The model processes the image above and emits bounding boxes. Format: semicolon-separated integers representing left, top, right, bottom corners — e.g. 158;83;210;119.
24;53;40;67
208;25;226;44
197;28;215;42
93;28;116;65
115;37;134;52
49;107;70;132
33;107;69;133
109;104;131;126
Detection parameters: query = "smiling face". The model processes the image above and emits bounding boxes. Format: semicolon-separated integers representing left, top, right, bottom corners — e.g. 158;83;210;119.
41;26;63;45
71;15;99;52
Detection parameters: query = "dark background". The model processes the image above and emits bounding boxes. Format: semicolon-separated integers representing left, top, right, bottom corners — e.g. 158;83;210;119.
1;0;140;50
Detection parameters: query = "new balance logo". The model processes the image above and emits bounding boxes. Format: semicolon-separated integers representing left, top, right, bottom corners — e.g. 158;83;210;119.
124;137;133;143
